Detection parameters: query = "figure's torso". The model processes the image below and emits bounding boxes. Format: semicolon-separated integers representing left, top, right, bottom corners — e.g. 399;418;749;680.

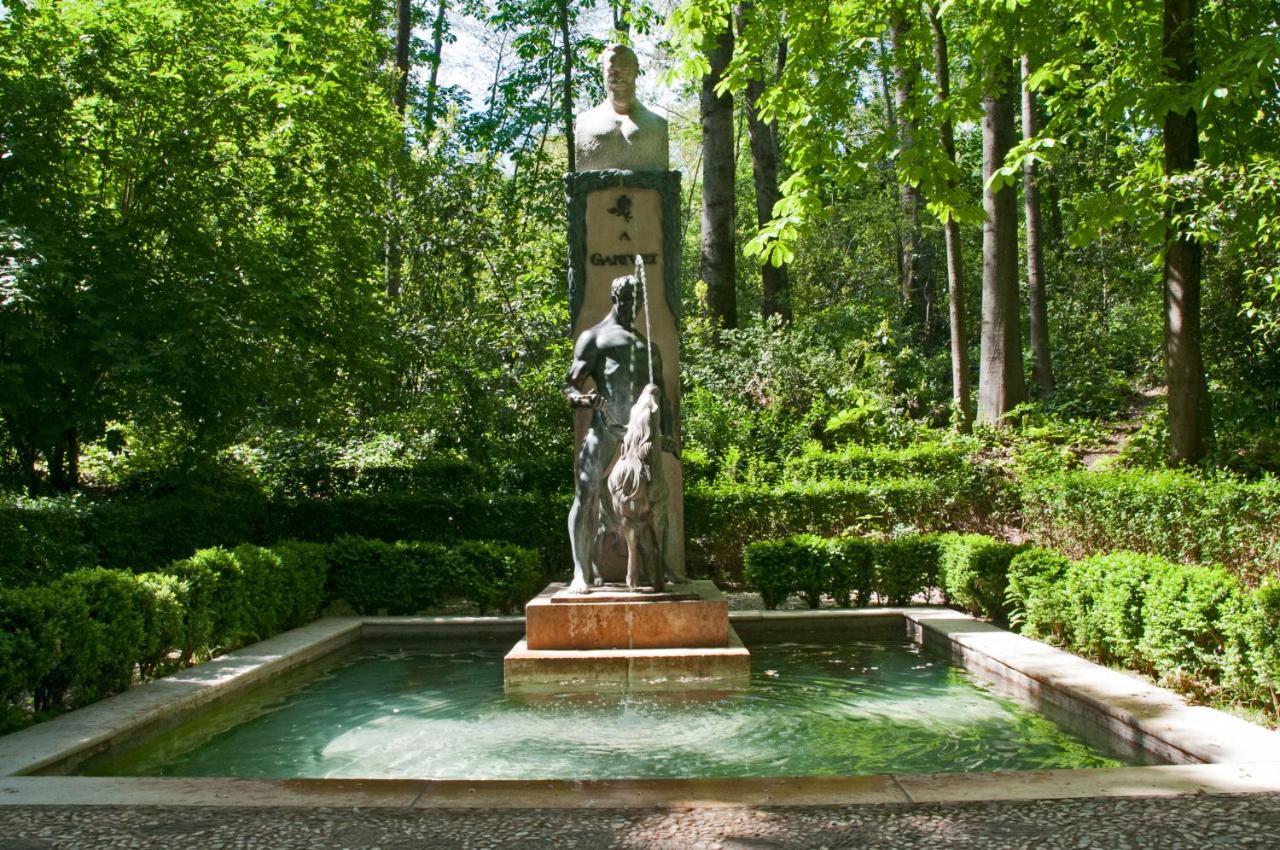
590;322;659;426
575;103;670;172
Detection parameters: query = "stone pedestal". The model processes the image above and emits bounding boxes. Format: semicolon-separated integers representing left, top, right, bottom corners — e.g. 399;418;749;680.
504;581;750;692
566;169;684;581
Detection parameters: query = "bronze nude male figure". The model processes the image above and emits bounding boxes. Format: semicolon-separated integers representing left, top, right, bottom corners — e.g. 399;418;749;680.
565;275;672;592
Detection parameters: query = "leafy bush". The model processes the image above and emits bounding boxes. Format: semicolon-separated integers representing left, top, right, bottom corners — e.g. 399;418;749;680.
872;535;941;605
133;572;187;678
454;540;543;614
743;538;803;609
325;535;419;615
183;548;250;652
1;490;569;585
1138;563;1248;690
1062;553;1160;666
0;496;95;587
0;531;541;732
271;541;330;630
231;545;291;641
1006;547;1072;643
1021;470;1280;583
1241;578;1280;711
782;439;977;482
55;569;146;701
936;534;1027;622
0;583;92;721
687;477;992;582
828;536;876;607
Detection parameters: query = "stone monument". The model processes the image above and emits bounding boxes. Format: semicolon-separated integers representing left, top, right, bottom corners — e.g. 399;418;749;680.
503;44;748;691
566;44;685;586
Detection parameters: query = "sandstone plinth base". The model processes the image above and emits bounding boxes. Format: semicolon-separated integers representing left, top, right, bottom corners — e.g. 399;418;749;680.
525;581;728;650
504;581;750;692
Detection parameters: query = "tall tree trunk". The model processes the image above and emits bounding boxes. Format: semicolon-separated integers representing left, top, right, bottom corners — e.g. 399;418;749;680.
558;0;575;173
977;58;1027;425
890;9;933;339
1021;54;1053;397
876;37;905;297
738;5;789;322
424;0;448;126
701;24;737;329
925;1;971;430
384;0;412;299
1163;0;1211;463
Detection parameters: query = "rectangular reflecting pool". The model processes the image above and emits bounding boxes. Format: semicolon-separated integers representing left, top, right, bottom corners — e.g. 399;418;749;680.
80;639;1144;780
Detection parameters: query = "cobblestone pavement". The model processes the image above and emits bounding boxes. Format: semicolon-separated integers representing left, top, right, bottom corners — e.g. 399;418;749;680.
3;794;1280;850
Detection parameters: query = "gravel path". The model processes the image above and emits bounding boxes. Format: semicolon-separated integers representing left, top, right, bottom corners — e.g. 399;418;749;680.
3;794;1280;850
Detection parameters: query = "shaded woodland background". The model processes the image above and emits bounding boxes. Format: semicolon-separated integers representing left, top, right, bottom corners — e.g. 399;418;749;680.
1;0;1278;534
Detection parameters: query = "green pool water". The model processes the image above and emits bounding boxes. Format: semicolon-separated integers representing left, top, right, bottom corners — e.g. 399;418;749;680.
83;640;1135;779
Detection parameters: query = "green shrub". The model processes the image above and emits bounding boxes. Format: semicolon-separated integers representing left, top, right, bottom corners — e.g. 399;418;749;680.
1020;470;1280;582
1138;562;1248;689
85;489;263;573
0;496;95;587
54;569;146;702
1063;552;1160;666
1006;547;1072;643
873;535;941;605
687;478;988;582
783;440;977;482
743;539;801;609
325;536;408;615
325;536;463;615
791;535;834;609
2;489;570;585
167;548;250;654
271;541;329;629
134;572;186;677
936;534;1026;622
454;540;543;614
232;544;291;641
1241;578;1280;710
828;537;875;607
165;552;214;663
0;583;92;722
267;492;567;570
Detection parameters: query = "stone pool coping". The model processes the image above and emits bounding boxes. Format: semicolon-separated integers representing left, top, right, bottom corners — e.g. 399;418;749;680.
1;608;1277;808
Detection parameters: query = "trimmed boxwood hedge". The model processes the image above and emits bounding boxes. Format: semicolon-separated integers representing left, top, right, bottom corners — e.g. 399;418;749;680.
688;476;997;583
1020;469;1280;583
745;530;1280;721
0;535;543;734
0;490;569;589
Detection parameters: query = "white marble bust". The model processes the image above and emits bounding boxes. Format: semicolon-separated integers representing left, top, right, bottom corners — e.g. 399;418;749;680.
574;44;669;172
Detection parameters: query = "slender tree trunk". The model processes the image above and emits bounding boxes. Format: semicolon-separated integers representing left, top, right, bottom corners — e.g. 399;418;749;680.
977;58;1027;425
1163;0;1211;463
877;38;905;297
558;0;575;173
1021;54;1053;397
890;9;933;339
384;0;412;299
425;0;448;126
738;5;790;322
925;1;971;430
701;23;737;329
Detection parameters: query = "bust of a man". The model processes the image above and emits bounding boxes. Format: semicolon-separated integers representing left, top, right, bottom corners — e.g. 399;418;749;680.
574;44;669;172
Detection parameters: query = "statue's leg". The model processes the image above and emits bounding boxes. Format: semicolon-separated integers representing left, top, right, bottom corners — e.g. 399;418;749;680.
568;428;604;593
642;521;663;592
624;528;639;590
